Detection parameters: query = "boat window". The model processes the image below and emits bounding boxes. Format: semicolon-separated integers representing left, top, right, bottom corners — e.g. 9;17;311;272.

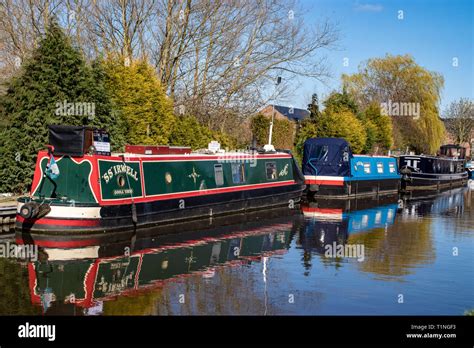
265;162;277;180
377;163;384;174
311;145;329;161
389;163;396;173
231;163;246;184
214;164;224;186
363;163;371;174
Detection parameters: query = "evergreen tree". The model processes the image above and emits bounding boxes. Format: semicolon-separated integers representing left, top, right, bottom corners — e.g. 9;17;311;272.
361;103;393;153
308;93;321;119
323;90;358;115
250;113;295;150
103;57;176;146
0;20;118;193
315;108;367;153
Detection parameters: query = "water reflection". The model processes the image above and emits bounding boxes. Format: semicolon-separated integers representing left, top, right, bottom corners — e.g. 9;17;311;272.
15;208;302;315
1;186;472;315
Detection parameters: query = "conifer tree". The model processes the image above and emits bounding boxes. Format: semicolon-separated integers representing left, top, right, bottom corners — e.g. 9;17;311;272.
0;20;120;193
103;57;176;146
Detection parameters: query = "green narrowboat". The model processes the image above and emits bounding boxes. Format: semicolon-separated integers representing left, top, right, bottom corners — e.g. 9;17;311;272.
16;125;305;233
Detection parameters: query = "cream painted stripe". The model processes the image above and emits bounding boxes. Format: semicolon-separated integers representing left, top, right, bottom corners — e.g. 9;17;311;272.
302;211;344;220
304;175;345;181
17;202;101;219
44;246;100;261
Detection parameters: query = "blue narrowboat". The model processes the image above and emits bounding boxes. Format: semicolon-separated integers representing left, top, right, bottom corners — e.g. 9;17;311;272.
300;196;399;254
302;138;401;198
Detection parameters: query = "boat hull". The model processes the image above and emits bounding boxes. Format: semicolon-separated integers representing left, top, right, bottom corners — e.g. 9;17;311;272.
398;154;468;192
400;171;468;191
305;176;400;198
16;181;304;234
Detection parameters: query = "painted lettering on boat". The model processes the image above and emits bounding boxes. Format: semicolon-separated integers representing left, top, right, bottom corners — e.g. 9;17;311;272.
113;189;133;196
102;164;139;184
279;164;289;177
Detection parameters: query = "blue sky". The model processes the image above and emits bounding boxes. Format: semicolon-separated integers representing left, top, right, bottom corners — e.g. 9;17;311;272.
286;0;473;114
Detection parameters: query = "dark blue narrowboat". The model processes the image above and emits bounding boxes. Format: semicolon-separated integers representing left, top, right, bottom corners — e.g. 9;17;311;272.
465;160;474;180
302;138;401;198
398;144;468;192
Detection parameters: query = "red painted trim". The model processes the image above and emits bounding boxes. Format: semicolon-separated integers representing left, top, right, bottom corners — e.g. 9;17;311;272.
137;155;292;161
134;254;144;289
76;260;100;308
68;152;291;162
16;237;101;248
30;152;49;195
305;179;344;186
27;263;42;305
16;215;100;227
100;180;297;205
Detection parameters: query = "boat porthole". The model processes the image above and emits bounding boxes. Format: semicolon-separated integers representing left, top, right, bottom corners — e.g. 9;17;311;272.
117;174;126;187
165;172;172;184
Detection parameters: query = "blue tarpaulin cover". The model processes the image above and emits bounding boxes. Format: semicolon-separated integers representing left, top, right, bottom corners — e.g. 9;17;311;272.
302;138;353;177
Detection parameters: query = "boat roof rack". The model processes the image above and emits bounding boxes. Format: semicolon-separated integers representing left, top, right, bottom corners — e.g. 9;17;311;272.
125;145;192;155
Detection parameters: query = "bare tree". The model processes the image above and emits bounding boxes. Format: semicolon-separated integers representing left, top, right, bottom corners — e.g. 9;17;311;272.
0;0;64;80
0;0;339;137
151;0;338;132
444;98;474;145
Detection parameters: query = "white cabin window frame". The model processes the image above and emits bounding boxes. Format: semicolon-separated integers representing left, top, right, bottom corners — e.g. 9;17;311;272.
214;164;224;186
377;162;384;174
231;163;246;184
363;163;371;174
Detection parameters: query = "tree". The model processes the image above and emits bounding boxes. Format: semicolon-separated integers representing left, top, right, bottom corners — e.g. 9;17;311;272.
295;91;367;159
342;54;445;154
443;98;474;145
360;103;393;153
323;89;358;115
315;109;366;153
0;20;118;193
1;0;339;138
250;113;295;150
295;117;318;162
307;93;321;119
103;56;176;146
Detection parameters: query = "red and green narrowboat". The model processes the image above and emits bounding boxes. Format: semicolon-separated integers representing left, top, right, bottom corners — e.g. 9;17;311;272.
16;125;305;234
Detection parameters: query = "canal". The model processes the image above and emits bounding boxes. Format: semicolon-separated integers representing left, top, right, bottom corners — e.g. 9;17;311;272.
0;186;473;316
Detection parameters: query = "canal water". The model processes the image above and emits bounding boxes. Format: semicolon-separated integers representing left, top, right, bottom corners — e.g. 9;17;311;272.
0;186;473;315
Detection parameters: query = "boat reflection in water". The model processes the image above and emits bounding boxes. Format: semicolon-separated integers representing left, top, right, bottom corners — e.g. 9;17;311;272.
15;207;302;315
399;187;467;219
299;195;399;256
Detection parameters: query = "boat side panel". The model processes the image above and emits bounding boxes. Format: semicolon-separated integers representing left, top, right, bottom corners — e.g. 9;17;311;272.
31;152;98;204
